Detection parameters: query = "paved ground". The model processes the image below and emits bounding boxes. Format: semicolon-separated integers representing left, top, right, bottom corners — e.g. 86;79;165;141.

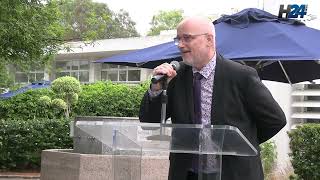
0;172;40;180
0;178;39;180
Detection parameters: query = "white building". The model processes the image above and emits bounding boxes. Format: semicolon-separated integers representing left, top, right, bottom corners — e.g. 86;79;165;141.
14;34;175;84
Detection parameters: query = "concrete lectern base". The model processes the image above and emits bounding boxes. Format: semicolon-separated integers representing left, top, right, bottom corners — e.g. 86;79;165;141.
40;149;169;180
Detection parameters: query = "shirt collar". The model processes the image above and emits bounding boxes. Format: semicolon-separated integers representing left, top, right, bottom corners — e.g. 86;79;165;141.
192;54;216;79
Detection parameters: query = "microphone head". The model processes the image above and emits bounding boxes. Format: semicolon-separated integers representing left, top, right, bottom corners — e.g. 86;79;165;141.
170;61;181;71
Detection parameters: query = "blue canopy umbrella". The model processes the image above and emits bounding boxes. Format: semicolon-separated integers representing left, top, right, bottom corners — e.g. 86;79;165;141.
214;8;320;84
97;41;180;68
96;8;320;84
0;81;51;99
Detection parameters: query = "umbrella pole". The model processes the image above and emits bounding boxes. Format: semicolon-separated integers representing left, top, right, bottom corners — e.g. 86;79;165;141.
278;61;292;85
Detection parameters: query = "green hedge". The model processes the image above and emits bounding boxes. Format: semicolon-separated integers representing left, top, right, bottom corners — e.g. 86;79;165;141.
0;81;148;170
0;81;149;120
0;118;72;170
74;81;148;117
288;123;320;179
0;89;64;120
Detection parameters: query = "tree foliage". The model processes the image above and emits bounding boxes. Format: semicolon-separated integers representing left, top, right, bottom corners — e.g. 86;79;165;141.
288;124;320;179
0;0;139;67
0;0;139;89
0;64;13;91
108;9;140;38
58;0;139;41
147;9;183;36
0;0;65;69
50;76;81;118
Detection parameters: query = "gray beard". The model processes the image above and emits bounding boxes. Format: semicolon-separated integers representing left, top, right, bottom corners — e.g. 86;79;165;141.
182;57;195;67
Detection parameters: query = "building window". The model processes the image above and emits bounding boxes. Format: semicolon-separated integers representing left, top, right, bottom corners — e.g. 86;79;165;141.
56;60;90;83
15;68;45;84
101;64;140;83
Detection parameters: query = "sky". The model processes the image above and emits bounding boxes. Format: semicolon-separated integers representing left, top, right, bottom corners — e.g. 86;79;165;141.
93;0;320;36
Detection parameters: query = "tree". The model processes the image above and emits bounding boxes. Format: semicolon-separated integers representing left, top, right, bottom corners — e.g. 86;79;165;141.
0;0;65;70
50;76;81;118
0;0;139;68
107;9;140;38
147;10;183;36
58;0;139;41
0;0;139;89
0;64;13;92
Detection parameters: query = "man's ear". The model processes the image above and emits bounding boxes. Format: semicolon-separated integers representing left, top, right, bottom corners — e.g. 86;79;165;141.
206;34;214;47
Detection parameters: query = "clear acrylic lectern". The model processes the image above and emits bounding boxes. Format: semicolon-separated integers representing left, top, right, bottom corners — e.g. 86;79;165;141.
76;121;257;180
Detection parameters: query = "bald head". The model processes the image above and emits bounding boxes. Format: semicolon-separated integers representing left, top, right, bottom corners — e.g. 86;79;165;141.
175;16;216;70
177;17;215;38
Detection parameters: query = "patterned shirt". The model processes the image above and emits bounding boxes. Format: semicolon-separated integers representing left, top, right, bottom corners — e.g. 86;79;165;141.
192;55;216;125
192;55;217;173
148;55;216;126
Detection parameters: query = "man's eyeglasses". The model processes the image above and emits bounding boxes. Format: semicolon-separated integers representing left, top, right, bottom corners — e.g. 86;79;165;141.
173;33;208;45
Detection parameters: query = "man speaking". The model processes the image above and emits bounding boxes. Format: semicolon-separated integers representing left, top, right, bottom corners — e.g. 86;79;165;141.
139;16;286;180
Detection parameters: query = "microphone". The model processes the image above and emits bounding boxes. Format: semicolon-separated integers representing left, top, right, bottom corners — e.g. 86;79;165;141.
151;61;181;84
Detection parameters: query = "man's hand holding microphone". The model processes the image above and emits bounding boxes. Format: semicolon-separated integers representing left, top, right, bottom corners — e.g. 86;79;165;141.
150;61;181;91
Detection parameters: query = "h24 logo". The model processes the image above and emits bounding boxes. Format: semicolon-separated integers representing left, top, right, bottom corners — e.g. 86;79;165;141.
278;4;308;18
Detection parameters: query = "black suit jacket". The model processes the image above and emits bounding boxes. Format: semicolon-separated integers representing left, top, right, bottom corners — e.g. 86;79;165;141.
139;54;286;180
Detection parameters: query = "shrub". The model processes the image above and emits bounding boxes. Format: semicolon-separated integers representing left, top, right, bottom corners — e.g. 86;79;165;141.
0;81;150;170
51;98;67;110
0;89;64;120
0;118;72;170
39;96;51;106
260;140;277;179
74;81;148;117
288;123;320;179
50;76;81;118
0;81;149;120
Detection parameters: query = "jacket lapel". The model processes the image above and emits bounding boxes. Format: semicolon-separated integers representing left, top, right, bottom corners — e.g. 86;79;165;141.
211;53;226;125
174;65;194;124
